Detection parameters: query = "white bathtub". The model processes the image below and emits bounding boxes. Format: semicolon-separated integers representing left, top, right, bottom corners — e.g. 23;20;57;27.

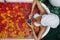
0;0;51;40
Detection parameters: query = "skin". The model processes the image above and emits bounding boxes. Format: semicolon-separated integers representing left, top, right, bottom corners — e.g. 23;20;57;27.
4;0;6;2
28;0;47;40
29;0;46;19
36;1;46;15
29;0;37;19
27;22;46;40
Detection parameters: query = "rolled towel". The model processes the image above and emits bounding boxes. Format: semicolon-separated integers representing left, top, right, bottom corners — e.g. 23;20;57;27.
33;13;40;18
34;22;41;27
41;14;59;28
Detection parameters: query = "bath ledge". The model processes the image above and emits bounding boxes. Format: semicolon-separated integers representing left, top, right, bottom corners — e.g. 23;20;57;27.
0;39;34;40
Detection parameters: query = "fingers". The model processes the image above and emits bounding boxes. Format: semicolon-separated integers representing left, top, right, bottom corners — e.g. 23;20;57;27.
26;22;34;29
29;15;32;19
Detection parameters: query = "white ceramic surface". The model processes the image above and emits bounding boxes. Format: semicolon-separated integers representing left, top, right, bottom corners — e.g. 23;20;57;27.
0;0;4;2
49;0;60;7
6;0;33;3
0;39;34;40
40;3;51;38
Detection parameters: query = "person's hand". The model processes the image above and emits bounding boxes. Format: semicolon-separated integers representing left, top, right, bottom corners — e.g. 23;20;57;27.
29;14;32;19
26;22;34;30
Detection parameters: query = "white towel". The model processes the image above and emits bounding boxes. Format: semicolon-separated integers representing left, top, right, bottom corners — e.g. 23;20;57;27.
33;13;40;18
41;14;59;28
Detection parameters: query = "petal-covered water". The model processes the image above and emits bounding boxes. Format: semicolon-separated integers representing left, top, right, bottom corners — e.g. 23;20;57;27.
0;2;40;38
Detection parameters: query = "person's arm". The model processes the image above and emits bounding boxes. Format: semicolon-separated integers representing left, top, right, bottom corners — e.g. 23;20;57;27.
27;22;38;40
36;1;46;15
29;0;37;19
32;28;38;40
37;26;46;40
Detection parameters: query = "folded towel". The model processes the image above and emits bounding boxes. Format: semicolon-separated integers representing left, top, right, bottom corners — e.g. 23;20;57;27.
41;14;59;28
